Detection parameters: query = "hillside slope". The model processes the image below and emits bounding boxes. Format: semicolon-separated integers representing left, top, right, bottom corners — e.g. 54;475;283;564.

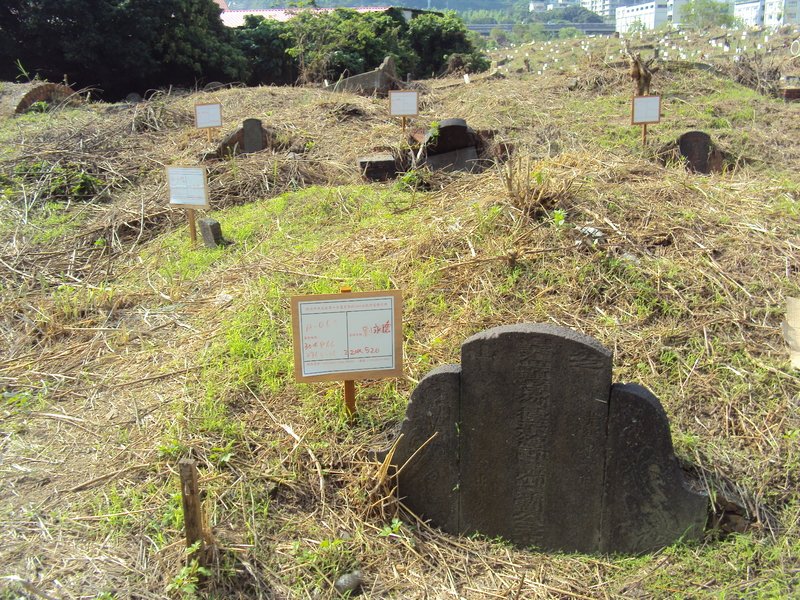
1;31;799;598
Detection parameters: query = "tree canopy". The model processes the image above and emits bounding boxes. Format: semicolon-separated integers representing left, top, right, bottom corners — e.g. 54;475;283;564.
0;0;247;98
232;8;488;84
679;0;737;29
1;3;488;95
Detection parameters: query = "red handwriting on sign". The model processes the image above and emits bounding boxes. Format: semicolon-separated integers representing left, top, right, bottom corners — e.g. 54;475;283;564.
305;319;332;332
348;346;381;357
360;320;391;336
304;340;335;351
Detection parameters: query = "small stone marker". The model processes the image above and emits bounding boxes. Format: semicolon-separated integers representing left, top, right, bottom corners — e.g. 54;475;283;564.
380;324;707;554
199;218;228;248
357;154;398;181
242;118;265;153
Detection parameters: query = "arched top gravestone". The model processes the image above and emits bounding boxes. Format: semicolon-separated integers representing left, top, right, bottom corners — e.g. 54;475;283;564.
381;324;707;554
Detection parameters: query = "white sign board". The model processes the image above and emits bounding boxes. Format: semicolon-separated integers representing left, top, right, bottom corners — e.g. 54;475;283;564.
166;167;209;208
389;90;419;117
291;290;403;382
631;95;661;125
194;103;222;129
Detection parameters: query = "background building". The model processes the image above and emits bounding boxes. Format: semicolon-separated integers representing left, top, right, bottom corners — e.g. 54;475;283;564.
582;0;627;19
615;0;700;32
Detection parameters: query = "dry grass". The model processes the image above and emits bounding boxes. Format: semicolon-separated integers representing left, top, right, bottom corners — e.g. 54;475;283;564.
1;28;799;599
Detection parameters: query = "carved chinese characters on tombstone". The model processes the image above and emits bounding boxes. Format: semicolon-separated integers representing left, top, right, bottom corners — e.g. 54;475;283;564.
380;324;708;554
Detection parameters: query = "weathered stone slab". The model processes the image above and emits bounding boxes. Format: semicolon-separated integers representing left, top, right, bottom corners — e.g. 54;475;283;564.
358;154;398;181
328;56;401;96
199;218;227;249
459;324;612;552
242;118;265;153
381;323;708;554
424;147;479;173
384;365;461;533
601;383;707;553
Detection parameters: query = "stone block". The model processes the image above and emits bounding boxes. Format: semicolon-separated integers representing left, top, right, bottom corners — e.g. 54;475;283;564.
601;383;708;553
199;218;228;249
424;147;479;173
459;325;612;552
382;365;461;533
358;154;398;181
424;118;477;154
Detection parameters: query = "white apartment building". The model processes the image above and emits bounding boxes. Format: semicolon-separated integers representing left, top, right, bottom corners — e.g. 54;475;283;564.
614;0;693;32
704;0;799;26
530;0;580;11
764;0;800;25
582;0;625;19
616;1;668;32
734;0;764;25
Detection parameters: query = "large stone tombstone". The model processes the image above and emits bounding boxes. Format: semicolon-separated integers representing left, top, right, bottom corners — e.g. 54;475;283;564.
382;324;707;554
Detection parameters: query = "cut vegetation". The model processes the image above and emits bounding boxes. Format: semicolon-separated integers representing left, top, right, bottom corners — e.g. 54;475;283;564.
1;28;799;599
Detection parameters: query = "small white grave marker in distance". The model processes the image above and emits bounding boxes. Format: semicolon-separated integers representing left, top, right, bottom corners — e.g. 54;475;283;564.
166;166;208;244
166;166;209;207
389;90;419;117
631;95;661;125
194;103;222;129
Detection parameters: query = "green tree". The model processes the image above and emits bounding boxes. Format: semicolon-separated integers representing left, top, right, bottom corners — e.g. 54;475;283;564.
531;6;603;24
233;15;296;85
679;0;736;29
0;0;248;97
283;8;415;83
407;12;478;77
558;26;582;39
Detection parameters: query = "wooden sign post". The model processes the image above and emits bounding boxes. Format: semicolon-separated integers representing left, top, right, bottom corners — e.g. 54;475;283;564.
389;90;419;136
631;95;661;147
166;166;210;245
340;286;356;417
291;289;403;420
195;102;223;144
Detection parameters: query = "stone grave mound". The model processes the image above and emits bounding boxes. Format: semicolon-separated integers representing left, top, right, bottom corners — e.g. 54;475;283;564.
0;82;80;117
657;131;729;174
379;324;708;554
419;119;508;173
208;118;307;158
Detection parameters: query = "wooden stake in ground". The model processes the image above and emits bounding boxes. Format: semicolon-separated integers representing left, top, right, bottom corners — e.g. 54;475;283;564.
179;458;210;566
186;208;197;245
340;285;357;419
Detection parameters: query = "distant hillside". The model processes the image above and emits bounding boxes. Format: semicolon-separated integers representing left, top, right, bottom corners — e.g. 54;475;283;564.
226;1;524;11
